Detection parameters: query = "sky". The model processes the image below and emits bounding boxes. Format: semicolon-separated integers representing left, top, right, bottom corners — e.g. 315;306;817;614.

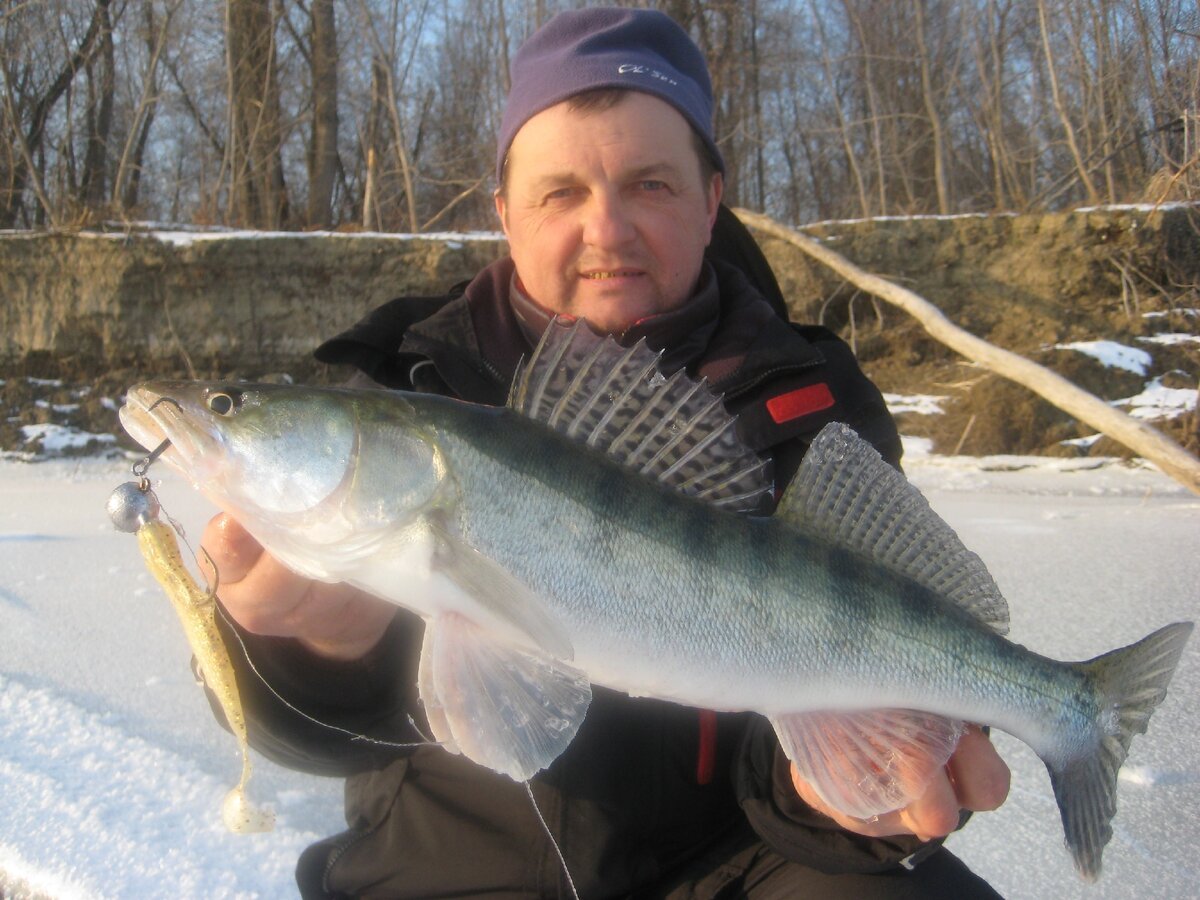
0;443;1197;899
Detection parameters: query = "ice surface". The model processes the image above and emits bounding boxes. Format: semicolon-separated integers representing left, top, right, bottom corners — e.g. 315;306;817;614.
1;453;1197;898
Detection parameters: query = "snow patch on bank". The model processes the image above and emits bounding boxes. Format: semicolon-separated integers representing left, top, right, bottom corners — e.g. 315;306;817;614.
1054;340;1153;375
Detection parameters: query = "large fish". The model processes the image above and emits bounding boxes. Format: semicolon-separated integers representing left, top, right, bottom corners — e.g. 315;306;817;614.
120;318;1191;880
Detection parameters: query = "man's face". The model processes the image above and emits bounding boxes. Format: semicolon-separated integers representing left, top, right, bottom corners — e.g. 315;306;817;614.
495;92;722;334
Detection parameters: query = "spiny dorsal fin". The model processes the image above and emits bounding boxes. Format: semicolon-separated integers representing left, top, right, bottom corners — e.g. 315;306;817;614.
779;422;1009;633
509;318;773;514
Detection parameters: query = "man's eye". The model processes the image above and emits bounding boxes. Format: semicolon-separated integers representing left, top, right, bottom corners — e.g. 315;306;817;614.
545;187;577;202
637;180;668;192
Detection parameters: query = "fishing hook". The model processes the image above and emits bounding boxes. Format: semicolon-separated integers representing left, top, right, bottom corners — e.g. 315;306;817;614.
131;397;183;484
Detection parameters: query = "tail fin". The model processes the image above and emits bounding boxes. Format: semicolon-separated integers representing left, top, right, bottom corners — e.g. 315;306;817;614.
1048;621;1192;881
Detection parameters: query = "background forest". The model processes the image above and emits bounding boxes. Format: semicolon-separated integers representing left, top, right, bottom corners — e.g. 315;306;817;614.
2;0;1198;234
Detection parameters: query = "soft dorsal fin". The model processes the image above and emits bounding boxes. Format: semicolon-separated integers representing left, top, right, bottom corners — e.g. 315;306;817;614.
778;422;1009;633
509;318;773;514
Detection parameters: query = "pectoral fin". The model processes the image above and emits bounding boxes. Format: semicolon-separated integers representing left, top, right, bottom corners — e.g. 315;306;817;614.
418;613;592;782
417;625;458;755
425;515;574;661
771;709;964;819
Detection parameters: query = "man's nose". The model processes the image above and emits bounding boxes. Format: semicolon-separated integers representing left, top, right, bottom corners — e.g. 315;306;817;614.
582;192;636;248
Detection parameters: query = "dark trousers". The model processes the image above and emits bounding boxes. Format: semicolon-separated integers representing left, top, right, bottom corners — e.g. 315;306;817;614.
655;828;1003;900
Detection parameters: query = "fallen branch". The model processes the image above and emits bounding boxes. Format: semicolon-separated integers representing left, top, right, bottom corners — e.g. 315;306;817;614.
733;207;1200;496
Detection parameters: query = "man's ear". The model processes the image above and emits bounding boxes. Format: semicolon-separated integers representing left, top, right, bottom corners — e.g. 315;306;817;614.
705;173;724;243
493;189;509;236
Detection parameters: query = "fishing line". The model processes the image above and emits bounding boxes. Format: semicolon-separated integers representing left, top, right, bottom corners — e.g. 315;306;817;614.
131;450;431;753
211;600;433;752
524;781;580;900
130;455;579;894
205;540;581;895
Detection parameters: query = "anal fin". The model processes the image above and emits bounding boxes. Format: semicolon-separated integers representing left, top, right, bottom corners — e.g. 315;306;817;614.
418;613;592;782
771;709;964;819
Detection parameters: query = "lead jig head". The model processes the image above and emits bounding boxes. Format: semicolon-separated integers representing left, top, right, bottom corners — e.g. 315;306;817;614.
107;481;161;533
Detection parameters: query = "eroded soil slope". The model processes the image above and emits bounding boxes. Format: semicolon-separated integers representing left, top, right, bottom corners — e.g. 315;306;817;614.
2;208;1196;461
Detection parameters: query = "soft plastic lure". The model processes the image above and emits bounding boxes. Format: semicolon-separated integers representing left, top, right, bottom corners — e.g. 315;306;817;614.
108;475;274;833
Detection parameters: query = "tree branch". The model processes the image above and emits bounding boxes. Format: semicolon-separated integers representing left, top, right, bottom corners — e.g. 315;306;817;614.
734;207;1200;496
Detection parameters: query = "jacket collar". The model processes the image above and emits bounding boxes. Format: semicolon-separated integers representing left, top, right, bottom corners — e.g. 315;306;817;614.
507;264;722;375
402;256;824;405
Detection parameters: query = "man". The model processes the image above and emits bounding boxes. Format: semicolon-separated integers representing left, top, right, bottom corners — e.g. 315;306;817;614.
202;8;1009;898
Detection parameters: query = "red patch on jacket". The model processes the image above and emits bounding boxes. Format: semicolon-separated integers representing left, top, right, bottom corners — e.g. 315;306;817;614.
766;383;835;424
696;709;718;785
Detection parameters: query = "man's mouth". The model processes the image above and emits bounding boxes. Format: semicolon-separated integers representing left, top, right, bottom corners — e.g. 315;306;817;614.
581;269;642;280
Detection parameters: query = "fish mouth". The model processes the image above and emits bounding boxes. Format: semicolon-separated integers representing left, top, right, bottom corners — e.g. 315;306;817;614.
119;383;218;478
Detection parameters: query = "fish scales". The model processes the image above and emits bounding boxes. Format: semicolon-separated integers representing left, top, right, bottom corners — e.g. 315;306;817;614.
118;317;1192;880
416;392;1093;740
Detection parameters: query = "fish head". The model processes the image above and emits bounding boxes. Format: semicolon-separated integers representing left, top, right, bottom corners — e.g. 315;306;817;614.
120;381;366;519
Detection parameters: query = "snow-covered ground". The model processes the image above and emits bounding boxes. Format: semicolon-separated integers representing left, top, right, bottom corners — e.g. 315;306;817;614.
1;447;1197;899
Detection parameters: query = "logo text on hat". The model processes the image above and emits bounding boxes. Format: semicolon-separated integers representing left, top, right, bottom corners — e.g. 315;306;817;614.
618;63;679;87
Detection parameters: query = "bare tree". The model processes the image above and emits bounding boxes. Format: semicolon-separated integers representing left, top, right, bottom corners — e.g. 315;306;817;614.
1;0;1198;229
0;0;114;226
306;0;339;227
915;1;952;214
224;0;289;227
112;0;180;215
80;0;117;214
1037;0;1102;205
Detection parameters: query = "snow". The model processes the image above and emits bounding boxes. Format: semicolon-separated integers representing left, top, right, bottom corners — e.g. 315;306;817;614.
801;200;1198;231
1054;340;1153;376
1116;377;1198;421
1;449;1198;898
883;392;949;416
13;425;116;458
1;459;345;899
72;227;506;248
1139;333;1200;347
1144;309;1200;320
1071;202;1200;213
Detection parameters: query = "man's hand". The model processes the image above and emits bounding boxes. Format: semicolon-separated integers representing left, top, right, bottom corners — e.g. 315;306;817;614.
200;513;397;662
789;724;1010;842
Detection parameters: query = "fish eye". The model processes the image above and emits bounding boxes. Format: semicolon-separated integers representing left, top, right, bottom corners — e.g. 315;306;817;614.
206;388;243;416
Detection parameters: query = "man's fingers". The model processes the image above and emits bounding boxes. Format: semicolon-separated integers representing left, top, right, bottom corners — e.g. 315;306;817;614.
899;771;960;841
947;725;1011;812
194;513;395;660
788;723;1011;842
901;726;1011;840
199;512;311;634
200;513;264;584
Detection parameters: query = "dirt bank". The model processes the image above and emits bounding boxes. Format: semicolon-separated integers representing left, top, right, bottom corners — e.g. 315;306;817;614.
1;208;1196;461
761;206;1200;458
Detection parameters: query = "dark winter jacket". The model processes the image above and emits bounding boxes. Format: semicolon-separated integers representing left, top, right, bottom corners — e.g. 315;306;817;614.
211;230;980;898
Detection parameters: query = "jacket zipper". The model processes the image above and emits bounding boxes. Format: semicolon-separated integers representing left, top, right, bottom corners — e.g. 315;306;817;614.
718;358;822;402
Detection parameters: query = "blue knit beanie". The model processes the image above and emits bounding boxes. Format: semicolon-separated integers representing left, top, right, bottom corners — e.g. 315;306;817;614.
496;7;723;183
